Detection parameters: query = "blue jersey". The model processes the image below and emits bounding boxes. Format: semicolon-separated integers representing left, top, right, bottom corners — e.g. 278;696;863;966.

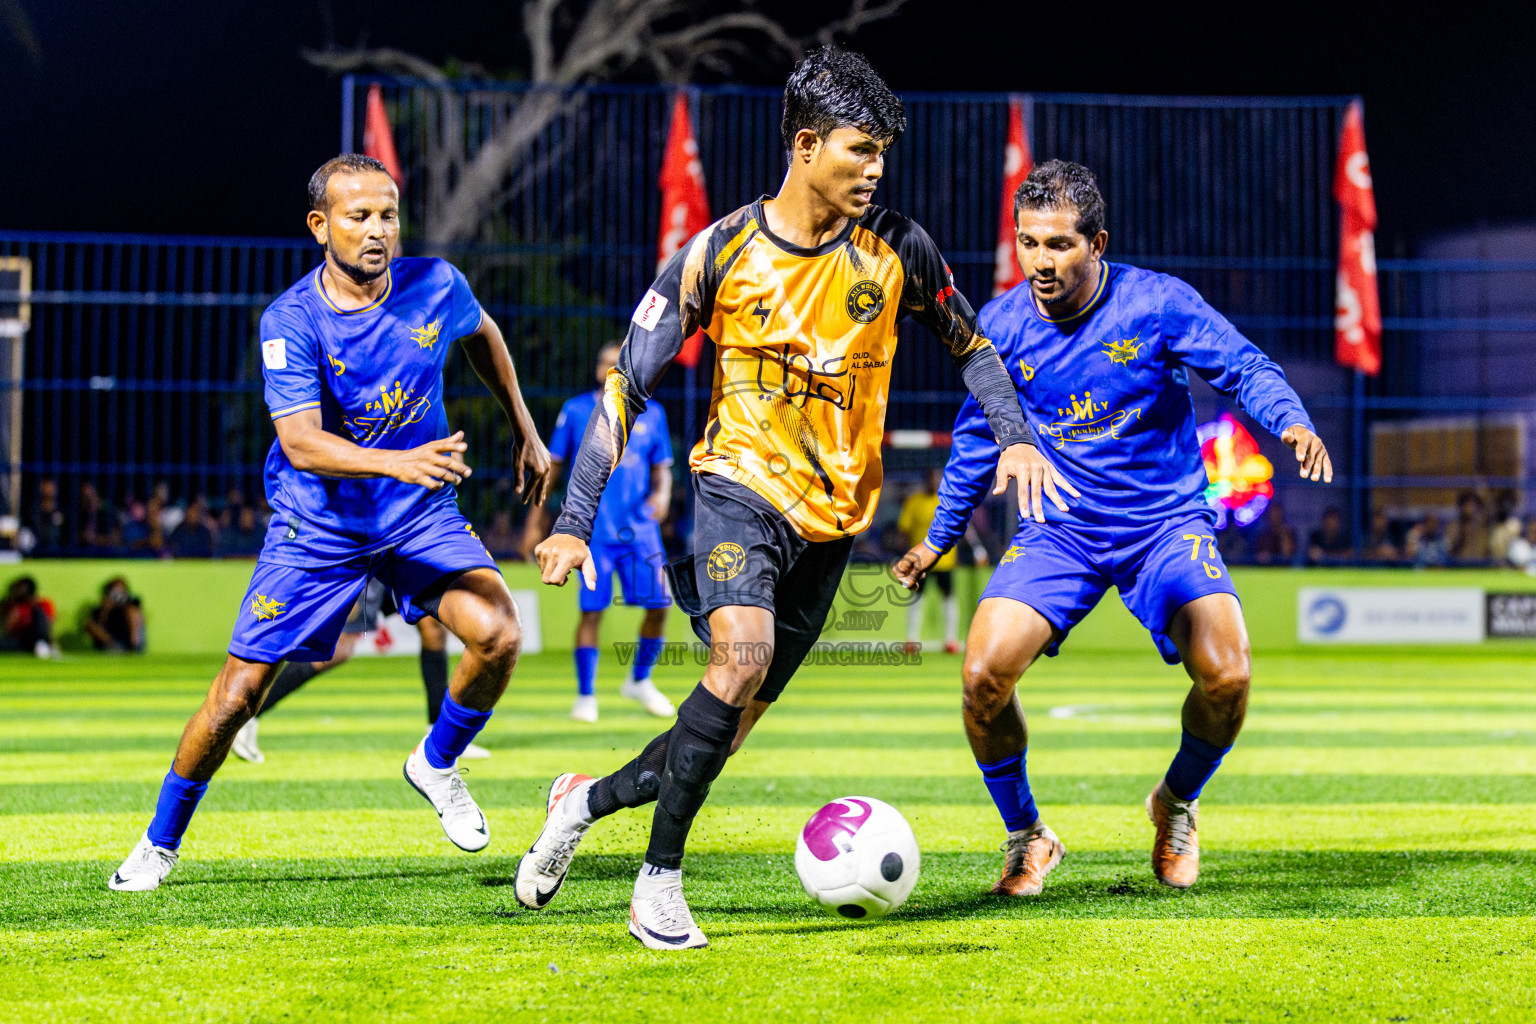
550;391;672;547
257;257;485;567
926;262;1314;550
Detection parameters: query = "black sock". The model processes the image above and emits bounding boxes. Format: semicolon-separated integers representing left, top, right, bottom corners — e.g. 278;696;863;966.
420;648;448;724
646;683;742;870
258;661;323;715
586;730;671;819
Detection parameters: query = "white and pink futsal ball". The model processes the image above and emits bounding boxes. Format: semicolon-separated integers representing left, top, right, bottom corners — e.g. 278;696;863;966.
794;796;920;919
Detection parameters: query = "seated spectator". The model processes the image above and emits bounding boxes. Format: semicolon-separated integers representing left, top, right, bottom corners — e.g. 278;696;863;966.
481;510;520;559
86;576;145;652
1308;507;1353;564
1446;490;1490;563
1252;502;1298;565
1488;492;1522;565
1505;518;1536;573
154;481;186;535
1407;513;1449;568
77;482;119;550
216;504;264;557
119;497;151;550
137;495;167;555
0;576;54;657
219;487;248;531
1364;510;1401;562
167;496;216;558
27;478;66;554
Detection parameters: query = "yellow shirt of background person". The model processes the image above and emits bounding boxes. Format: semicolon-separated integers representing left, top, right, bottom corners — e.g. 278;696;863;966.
899;487;957;571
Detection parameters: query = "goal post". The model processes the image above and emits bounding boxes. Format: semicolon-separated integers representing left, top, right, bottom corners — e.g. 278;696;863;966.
0;257;31;531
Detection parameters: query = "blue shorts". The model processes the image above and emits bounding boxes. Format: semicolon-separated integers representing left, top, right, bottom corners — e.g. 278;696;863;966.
228;504;497;663
981;512;1239;665
581;527;671;613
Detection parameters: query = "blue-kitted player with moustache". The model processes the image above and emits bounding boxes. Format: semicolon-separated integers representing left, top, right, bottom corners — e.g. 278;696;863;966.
896;160;1333;897
109;154;554;891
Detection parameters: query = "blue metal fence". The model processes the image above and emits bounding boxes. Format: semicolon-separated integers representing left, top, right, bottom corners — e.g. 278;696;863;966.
4;81;1535;562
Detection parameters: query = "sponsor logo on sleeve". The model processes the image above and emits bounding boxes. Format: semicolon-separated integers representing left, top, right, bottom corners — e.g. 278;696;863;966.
262;338;288;370
632;289;668;331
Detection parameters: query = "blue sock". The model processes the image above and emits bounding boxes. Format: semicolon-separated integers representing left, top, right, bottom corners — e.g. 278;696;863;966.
424;695;493;769
633;636;665;683
574;646;599;697
146;767;209;850
977;751;1039;832
1164;729;1232;800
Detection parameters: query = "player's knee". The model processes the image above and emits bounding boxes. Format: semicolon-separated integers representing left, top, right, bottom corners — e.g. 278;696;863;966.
1197;654;1250;706
213;678;263;730
961;660;1017;724
460;602;522;667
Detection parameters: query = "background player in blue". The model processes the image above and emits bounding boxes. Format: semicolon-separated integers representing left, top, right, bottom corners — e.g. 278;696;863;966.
529;343;676;723
896;161;1334;897
108;154;553;891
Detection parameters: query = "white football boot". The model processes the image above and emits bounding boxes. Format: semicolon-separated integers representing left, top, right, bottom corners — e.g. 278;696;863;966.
629;866;708;950
570;695;599;723
513;772;594;909
403;739;490;852
107;833;179;892
231;718;264;764
620;676;675;718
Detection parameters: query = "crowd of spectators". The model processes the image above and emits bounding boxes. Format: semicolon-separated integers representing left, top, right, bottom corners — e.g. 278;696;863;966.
17;480;273;558
17;478;535;561
1220;490;1536;570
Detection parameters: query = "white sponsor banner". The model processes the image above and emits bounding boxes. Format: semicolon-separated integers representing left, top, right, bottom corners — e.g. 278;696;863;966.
1297;587;1485;644
352;589;543;656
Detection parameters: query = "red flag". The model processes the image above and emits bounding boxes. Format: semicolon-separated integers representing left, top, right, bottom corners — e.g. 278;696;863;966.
363;84;403;185
657;93;712;367
1333;99;1380;375
993;98;1033;297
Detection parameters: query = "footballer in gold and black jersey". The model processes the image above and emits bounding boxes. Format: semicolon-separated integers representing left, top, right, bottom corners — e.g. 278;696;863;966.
554;197;1033;547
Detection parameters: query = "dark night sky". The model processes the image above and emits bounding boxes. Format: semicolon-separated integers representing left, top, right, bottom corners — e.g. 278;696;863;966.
3;0;1535;250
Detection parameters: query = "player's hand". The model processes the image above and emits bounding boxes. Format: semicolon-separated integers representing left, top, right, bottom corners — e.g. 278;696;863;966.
644;493;668;522
393;432;472;490
534;532;596;590
511;428;554;506
1281;424;1334;483
994;442;1080;524
893;543;939;591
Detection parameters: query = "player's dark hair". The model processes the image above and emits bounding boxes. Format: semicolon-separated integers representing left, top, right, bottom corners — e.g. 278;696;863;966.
308;154;393;213
1014;160;1106;239
780;46;905;153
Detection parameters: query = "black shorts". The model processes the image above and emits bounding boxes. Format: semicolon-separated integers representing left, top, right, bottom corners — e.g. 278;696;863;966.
664;472;852;703
915;570;953;597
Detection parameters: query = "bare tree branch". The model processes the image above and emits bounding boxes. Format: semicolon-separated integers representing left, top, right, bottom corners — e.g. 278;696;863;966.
302;45;452;83
304;0;911;244
811;0;910;49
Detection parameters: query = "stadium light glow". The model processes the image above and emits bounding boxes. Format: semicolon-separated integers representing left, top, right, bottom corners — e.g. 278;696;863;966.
1197;413;1274;529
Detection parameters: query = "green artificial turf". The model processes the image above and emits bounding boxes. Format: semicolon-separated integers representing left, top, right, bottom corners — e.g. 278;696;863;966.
2;647;1534;1022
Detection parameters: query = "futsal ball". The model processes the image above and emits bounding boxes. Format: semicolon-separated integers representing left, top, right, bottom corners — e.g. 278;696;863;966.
794;796;920;919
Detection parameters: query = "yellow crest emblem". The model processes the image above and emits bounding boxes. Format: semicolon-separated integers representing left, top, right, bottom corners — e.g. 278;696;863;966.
250;594;286;621
1103;335;1143;366
999;544;1024;566
409;318;442;350
707;541;747;581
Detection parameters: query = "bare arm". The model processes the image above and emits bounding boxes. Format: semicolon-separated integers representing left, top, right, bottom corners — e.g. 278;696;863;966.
459;313;554;506
646;461;672;522
520;456;565;558
273;409;471;490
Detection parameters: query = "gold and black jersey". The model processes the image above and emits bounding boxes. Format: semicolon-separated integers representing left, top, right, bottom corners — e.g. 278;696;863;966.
554;198;1032;545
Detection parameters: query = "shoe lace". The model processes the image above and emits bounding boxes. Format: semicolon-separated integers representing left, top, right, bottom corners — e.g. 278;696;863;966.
533;827;584;875
1162;800;1197;856
648;887;695;935
443;768;474;813
999;832;1035;875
